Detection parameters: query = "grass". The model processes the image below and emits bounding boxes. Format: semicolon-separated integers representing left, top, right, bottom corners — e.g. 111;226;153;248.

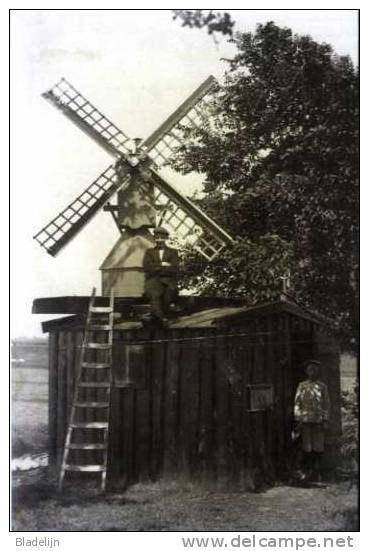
12;469;358;531
11;401;48;457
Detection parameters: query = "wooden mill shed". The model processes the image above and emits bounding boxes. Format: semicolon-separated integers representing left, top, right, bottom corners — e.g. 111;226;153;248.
33;295;342;490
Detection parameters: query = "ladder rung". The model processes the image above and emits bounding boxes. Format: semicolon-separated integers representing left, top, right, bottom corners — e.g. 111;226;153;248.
74;401;110;408
64;464;106;472
70;422;109;429
79;382;111;388
67;443;107;450
81;362;111;369
84;343;112;350
90;307;113;313
87;324;112;330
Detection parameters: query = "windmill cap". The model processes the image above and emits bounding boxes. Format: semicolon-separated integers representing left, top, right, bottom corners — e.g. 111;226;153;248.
153;226;169;237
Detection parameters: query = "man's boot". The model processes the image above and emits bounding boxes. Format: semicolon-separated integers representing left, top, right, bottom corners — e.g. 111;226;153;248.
298;451;312;483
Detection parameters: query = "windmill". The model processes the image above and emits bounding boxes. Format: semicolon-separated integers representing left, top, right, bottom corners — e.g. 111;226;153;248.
33;76;233;298
33;77;236;491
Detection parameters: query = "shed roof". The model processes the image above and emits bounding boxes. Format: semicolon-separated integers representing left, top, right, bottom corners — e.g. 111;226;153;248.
212;298;331;327
32;295;244;316
40;296;329;333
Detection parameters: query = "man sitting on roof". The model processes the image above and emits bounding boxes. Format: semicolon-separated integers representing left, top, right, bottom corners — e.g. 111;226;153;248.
143;227;180;323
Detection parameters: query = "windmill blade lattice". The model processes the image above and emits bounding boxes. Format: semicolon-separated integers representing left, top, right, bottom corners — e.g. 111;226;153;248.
142;76;218;168
42;78;133;159
150;170;233;261
33;164;130;256
155;192;226;260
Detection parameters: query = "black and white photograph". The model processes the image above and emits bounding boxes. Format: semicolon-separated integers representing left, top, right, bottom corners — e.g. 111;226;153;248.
10;9;359;534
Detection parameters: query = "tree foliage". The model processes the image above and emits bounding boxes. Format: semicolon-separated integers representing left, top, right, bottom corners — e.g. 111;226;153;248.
173;18;358;351
172;10;234;40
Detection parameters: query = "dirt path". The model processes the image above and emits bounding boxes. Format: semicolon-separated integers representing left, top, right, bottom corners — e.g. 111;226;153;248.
12;470;357;531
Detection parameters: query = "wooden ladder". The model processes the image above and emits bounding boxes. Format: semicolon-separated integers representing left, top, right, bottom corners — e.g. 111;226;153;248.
58;287;114;492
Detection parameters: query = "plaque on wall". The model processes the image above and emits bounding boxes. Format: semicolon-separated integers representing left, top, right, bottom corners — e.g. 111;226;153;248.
246;384;274;412
113;343;147;388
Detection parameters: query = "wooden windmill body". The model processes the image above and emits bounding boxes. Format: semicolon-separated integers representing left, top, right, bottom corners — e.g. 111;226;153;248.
100;175;156;297
34;76;234;298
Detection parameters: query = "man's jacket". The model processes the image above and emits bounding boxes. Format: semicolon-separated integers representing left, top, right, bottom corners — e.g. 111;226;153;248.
143;246;179;285
294;379;330;424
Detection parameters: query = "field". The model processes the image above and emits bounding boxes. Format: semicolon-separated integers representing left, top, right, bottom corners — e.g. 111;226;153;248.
11;339;48;458
11;339;358;532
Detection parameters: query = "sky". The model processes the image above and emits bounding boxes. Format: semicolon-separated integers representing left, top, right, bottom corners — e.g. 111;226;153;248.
10;9;358;337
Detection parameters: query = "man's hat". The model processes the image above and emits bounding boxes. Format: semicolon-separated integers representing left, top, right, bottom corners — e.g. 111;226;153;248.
153;226;169;237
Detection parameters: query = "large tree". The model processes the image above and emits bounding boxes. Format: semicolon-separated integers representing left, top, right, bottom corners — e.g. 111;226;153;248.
172;18;358;350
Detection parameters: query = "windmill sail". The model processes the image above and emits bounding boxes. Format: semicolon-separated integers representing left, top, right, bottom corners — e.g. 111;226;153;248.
42;78;132;159
33;165;130;256
139;76;233;260
141;76;218;167
150;170;233;261
36;76;233;262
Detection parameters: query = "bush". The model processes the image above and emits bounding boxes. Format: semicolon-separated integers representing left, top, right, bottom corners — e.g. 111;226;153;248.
340;384;358;475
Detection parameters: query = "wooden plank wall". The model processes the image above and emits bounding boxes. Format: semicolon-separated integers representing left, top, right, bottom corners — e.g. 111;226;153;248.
48;312;332;488
48;333;58;470
107;320;291;488
48;330;83;469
